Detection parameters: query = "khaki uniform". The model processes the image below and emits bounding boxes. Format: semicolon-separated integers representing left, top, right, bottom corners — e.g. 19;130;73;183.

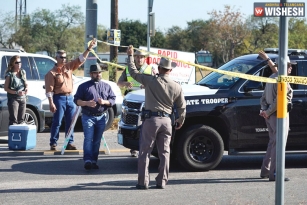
260;73;293;180
127;56;186;187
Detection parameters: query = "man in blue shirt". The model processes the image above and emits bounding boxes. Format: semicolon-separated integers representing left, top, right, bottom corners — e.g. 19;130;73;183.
74;64;116;170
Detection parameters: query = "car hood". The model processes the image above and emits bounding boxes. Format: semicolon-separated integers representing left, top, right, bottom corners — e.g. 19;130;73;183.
125;84;218;101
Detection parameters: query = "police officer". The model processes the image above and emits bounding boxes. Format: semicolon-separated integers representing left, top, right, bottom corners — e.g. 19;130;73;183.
117;50;155;157
126;45;186;189
259;56;295;181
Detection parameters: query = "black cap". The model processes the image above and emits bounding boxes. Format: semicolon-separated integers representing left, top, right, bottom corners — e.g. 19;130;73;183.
90;64;102;72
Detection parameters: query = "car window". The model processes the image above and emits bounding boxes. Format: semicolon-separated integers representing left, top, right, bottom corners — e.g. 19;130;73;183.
33;57;55;80
20;56;33;80
1;56;7;79
197;59;258;89
293;61;307;90
28;57;40;80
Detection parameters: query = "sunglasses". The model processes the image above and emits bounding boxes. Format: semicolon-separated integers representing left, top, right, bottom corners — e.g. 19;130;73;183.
15;61;21;64
59;56;66;59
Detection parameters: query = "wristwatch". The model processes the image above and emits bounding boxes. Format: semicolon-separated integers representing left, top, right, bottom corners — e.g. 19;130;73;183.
266;58;271;61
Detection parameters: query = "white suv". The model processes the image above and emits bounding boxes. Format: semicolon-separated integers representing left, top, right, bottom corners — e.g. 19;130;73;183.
0;51;123;135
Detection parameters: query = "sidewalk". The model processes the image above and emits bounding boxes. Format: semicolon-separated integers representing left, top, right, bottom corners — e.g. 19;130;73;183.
0;129;129;156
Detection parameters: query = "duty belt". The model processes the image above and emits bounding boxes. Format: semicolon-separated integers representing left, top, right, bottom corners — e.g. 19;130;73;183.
151;111;170;117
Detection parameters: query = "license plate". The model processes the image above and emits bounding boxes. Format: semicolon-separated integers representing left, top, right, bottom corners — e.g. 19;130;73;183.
117;133;123;145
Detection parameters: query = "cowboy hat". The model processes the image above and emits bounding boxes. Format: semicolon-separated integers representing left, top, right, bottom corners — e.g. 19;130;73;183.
134;50;148;56
89;63;103;73
157;57;177;70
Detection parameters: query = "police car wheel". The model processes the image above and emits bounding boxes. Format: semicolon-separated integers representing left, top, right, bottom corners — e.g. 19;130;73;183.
176;124;224;171
25;108;39;132
104;108;114;131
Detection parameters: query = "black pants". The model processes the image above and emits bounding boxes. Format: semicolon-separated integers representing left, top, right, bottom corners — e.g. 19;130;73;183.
7;97;26;125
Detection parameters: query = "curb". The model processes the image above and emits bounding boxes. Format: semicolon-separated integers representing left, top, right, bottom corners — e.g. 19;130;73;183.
0;149;130;156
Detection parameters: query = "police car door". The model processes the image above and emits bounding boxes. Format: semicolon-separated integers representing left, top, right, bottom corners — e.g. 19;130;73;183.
287;60;307;150
234;64;270;151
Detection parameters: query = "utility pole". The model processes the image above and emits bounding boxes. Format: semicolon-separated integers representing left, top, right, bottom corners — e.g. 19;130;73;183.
110;0;118;81
15;0;26;31
84;0;98;77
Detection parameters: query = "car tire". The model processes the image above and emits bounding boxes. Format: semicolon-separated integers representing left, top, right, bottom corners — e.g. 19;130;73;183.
105;108;114;131
176;124;224;171
25;108;39;132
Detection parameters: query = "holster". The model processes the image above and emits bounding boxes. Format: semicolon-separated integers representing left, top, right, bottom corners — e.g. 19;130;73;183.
140;108;151;121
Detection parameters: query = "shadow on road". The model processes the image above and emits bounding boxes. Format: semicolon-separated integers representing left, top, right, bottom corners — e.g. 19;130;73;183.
0;153;306;176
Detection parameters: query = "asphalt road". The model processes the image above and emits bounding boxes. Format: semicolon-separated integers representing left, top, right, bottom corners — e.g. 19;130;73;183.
0;129;307;205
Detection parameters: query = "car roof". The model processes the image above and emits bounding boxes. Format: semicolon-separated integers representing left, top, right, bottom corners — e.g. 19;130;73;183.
0;51;55;60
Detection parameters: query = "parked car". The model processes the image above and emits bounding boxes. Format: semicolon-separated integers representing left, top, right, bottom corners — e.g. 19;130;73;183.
0;51;123;136
118;49;307;171
0;87;44;136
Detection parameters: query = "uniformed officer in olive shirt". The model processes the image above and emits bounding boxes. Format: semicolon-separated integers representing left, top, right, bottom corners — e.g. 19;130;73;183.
127;45;186;190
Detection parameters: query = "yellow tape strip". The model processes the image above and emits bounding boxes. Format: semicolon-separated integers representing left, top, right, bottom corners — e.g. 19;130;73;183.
88;40;307;85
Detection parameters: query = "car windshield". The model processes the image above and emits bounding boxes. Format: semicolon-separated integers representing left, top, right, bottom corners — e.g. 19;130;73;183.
197;55;212;64
197;59;260;89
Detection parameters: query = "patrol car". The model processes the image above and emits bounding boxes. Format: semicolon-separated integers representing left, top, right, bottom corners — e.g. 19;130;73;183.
117;48;307;171
0;51;123;136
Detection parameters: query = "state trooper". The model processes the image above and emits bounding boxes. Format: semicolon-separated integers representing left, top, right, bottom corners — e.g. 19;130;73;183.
126;45;186;190
259;55;295;181
117;50;155;157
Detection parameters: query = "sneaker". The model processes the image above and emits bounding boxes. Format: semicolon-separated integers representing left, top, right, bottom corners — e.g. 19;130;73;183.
50;144;57;151
130;150;138;157
66;144;77;150
136;184;148;190
84;162;92;170
92;163;99;169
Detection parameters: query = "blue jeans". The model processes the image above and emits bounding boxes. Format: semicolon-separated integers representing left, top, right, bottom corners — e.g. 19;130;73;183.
82;114;106;163
50;95;76;146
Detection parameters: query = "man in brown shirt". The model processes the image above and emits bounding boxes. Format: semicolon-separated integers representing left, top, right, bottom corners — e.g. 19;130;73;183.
127;45;186;190
45;38;96;151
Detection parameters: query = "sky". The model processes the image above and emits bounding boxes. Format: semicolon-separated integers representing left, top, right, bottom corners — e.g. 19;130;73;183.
2;0;295;32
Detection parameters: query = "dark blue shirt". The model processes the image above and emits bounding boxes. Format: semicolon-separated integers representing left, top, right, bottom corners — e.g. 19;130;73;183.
74;80;116;114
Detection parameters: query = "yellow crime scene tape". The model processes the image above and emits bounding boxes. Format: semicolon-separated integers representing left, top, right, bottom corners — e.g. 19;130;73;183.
87;40;307;85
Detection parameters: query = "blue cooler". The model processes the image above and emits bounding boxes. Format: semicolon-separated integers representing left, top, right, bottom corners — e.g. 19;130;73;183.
8;124;36;150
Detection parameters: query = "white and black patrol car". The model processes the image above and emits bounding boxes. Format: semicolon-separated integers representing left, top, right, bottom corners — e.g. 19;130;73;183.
117;48;307;171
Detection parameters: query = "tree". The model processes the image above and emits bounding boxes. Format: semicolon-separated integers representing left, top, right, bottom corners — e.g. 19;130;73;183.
207;5;249;63
241;16;278;54
288;18;307;49
165;26;190;51
11;4;85;57
0;12;17;48
118;19;165;52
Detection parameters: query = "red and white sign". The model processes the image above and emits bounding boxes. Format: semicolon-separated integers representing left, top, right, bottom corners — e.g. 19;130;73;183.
139;46;196;84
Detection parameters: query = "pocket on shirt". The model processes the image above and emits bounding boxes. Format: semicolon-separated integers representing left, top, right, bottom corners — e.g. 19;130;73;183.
55;74;64;84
